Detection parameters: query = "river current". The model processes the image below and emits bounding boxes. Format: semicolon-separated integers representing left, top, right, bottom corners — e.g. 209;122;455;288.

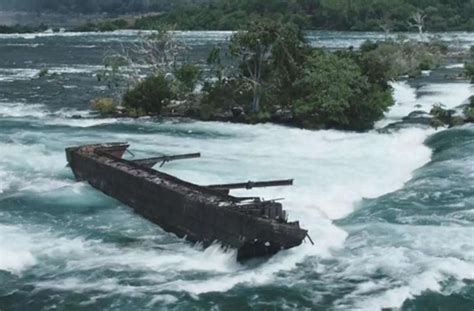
0;31;473;310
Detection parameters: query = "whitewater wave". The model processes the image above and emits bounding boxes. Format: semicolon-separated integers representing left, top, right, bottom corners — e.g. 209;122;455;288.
0;65;103;82
334;224;474;310
0;68;39;82
0;224;37;274
43;118;119;128
0;101;117;128
0;114;435;297
0;101;89;118
2;30;473;50
445;63;465;69
49;65;103;75
0;102;49;118
4;43;44;48
376;81;473;128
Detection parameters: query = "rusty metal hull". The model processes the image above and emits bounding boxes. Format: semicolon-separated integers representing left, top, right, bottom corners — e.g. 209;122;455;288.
66;143;308;260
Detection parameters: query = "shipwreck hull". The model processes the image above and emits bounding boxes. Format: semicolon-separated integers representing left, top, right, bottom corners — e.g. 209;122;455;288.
66;143;307;260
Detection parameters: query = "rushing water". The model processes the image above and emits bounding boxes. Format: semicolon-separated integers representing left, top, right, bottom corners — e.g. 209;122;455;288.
0;31;473;310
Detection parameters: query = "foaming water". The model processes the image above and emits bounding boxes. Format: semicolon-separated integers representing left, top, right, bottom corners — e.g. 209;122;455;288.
0;111;436;308
0;224;37;273
0;31;473;310
0;102;48;118
2;30;474;49
377;81;473;128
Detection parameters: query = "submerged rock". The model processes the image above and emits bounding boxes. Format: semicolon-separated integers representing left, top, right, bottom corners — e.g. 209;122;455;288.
272;109;294;123
449;116;465;127
231;106;245;117
430;118;446;129
402;110;433;126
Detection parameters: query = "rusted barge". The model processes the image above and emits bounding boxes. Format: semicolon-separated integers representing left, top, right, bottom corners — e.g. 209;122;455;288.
66;143;308;260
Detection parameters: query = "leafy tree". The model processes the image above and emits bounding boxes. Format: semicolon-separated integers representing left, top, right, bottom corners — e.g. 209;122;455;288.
465;62;474;84
293;50;393;131
229;19;307;113
122;74;175;115
174;64;202;93
229;20;276;113
95;26;189;105
207;46;225;82
357;39;445;80
96;53;133;103
90;98;117;115
131;0;474;32
408;11;426;37
200;78;252;119
465;96;474;121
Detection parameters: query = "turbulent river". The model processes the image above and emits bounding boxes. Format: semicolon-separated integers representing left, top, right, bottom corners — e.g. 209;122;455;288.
0;31;473;310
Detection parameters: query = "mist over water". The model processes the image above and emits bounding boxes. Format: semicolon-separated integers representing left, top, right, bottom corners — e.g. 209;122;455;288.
0;31;473;310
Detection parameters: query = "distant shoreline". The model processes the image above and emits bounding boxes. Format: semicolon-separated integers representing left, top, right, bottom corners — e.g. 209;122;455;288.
1;5;474;33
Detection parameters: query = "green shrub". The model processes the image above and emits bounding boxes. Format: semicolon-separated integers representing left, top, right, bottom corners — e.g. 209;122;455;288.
430;104;453;124
358;39;444;80
0;24;48;34
38;68;49;78
293;50;393;131
72;22;97;32
248;111;272;123
174;64;202;94
122;74;175;115
465;107;474;121
464;96;474;121
90;98;117;115
200;78;252;119
73;19;128;32
97;21;117;32
465;62;474;83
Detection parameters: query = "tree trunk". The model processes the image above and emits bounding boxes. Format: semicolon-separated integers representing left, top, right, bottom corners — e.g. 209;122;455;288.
252;84;261;113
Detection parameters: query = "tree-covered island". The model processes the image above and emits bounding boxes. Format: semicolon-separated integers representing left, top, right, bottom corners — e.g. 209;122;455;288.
3;1;472;131
88;18;474;132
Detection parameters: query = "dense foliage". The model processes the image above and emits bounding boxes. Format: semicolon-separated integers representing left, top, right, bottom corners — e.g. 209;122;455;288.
0;24;48;34
72;19;129;32
173;64;202;94
95;20;449;131
0;0;184;14
466;62;474;84
201;20;399;130
90;98;117;115
133;0;474;31
292;50;393;130
7;0;471;32
466;97;474;121
122;74;174;115
228;21;308;113
359;39;445;78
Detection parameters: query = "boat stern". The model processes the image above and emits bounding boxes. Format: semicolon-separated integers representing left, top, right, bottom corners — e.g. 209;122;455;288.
237;222;308;261
65;142;129;181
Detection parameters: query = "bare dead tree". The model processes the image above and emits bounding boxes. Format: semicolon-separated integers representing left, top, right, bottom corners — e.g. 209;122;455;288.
96;27;189;102
132;28;190;74
378;15;394;39
230;31;274;113
408;11;426;39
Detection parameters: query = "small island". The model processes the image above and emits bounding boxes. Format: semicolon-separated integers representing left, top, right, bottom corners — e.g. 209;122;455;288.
88;21;474;132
